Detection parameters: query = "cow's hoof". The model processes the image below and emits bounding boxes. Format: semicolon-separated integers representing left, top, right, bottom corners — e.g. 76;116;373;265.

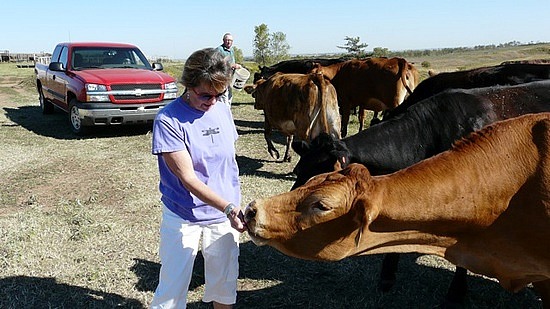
269;151;280;161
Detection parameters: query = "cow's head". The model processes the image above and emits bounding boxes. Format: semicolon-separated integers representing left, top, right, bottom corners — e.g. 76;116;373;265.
243;78;269;109
245;163;379;261
291;133;351;190
253;71;263;84
249;78;269;110
253;66;277;84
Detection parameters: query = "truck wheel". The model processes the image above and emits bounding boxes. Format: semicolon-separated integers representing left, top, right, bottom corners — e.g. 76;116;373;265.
69;99;89;135
38;87;54;114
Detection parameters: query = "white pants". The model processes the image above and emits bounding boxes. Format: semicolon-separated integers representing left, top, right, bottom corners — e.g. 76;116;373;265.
150;205;240;309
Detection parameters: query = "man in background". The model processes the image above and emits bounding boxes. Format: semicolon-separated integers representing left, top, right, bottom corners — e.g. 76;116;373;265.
216;33;242;104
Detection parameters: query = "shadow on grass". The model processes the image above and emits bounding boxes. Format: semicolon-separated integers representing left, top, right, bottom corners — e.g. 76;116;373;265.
3;105;153;139
231;101;255;108
0;276;144;308
235;118;263;136
130;241;542;308
236;155;296;182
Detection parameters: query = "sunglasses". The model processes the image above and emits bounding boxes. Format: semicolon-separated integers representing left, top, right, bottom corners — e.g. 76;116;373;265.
191;88;227;101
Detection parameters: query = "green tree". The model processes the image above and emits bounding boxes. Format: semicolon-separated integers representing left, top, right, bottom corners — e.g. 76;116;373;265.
253;24;271;66
372;47;389;57
337;36;369;58
270;31;291;64
233;46;244;64
253;24;291;66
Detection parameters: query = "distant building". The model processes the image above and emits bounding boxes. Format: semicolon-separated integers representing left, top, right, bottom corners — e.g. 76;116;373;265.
1;50;9;62
0;50;51;63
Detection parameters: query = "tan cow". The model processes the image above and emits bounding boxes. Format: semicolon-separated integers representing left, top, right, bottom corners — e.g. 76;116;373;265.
311;57;419;137
245;113;550;307
246;72;341;162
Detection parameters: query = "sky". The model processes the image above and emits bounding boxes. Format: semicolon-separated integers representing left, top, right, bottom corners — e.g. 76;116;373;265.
2;0;549;60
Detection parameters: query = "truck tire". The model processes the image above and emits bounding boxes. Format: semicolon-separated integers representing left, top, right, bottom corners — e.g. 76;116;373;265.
38;86;54;114
69;99;89;135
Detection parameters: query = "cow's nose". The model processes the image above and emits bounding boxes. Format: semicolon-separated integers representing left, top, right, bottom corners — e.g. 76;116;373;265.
244;201;257;223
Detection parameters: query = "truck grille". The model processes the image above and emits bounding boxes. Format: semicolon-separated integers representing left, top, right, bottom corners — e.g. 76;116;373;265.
110;84;162;101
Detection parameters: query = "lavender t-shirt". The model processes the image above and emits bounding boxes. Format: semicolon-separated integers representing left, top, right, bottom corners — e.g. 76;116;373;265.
152;96;240;224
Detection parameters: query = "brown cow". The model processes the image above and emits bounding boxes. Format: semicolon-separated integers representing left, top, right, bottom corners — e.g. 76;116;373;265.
245;113;550;307
246;72;341;162
312;57;419;137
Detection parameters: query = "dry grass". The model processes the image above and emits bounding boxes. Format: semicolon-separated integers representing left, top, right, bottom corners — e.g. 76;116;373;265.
1;44;548;308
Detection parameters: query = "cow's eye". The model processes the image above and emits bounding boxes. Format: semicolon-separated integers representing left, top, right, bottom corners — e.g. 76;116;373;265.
312;201;330;212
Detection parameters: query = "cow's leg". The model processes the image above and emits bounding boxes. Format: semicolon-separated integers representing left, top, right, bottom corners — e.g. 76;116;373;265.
442;266;468;308
370;111;381;126
264;124;280;160
282;135;293;162
532;279;550;309
358;107;366;132
340;109;350;138
379;253;400;292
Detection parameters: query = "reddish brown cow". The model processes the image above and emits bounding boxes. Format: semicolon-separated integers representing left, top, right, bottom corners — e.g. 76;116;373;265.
246;72;341;162
312;57;419;137
245;113;550;307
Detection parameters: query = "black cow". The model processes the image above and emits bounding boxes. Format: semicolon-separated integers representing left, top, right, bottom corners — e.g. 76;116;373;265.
253;58;346;83
376;62;550;123
291;80;550;307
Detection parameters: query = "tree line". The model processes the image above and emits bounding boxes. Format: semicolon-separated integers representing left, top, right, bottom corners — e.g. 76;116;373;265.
242;23;547;67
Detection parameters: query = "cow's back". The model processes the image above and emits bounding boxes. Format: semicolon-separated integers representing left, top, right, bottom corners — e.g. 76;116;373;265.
255;72;340;140
255;73;309;132
316;57;419;110
384;63;550;120
254;58;346;83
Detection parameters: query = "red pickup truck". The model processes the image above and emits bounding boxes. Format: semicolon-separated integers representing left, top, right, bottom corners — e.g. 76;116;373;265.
35;42;178;134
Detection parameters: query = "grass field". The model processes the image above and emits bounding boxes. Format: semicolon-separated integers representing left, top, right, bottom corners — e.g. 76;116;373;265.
0;44;548;308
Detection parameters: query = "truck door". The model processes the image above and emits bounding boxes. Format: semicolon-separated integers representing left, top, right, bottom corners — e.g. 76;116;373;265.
47;46;70;110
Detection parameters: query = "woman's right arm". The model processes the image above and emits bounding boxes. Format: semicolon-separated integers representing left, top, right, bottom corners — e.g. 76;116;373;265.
162;149;246;232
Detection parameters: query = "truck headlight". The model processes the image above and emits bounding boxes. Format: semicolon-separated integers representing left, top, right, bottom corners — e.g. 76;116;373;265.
85;83;110;102
164;82;178;99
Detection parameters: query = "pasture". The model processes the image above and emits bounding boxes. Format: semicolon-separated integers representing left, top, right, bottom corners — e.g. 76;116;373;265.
1;44;548;308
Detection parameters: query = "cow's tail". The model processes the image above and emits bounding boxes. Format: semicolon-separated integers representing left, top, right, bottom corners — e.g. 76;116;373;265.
399;58;414;95
309;73;330;140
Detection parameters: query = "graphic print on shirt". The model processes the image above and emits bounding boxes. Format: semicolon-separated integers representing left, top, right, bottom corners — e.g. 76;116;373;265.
203;127;220;143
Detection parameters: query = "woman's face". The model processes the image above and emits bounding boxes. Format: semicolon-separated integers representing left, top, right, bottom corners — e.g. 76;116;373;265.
188;84;226;112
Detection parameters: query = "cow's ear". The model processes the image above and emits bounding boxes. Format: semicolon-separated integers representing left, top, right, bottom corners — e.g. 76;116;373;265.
347;166;378;246
333;154;350;170
353;199;378;248
243;85;256;95
292;140;310;156
331;141;351;168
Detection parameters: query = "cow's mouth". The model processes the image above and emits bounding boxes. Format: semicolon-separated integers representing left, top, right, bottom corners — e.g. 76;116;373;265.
247;230;268;246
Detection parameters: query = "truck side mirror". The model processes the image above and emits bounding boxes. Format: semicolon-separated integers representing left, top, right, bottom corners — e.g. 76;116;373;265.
152;63;164;71
48;62;65;71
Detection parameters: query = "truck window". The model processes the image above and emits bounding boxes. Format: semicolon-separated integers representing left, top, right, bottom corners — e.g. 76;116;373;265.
59;47;69;69
51;45;63;62
72;47;152;69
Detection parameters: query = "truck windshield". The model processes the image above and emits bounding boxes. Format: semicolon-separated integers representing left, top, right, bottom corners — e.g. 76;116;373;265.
71;47;152;70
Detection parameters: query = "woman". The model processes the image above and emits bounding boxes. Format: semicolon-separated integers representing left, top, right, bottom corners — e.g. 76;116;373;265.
150;48;246;309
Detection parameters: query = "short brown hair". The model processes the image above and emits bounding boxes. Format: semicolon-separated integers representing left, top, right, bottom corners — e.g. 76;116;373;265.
181;48;232;93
